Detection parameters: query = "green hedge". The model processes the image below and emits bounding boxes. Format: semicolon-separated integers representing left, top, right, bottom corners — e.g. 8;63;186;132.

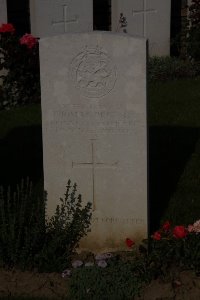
148;56;200;82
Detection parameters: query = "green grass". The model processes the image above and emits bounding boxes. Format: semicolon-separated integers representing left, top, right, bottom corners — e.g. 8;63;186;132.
148;77;200;229
0;78;200;231
164;138;200;225
0;104;43;189
148;77;200;127
0;104;42;139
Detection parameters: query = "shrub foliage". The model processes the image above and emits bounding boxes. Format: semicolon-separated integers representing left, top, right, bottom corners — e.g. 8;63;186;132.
148;56;200;82
0;25;40;110
0;178;45;269
187;0;200;60
68;220;200;300
69;257;148;300
0;179;92;272
37;181;92;272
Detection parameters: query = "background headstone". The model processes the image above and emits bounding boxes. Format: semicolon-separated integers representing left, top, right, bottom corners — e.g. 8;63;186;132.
0;0;7;25
30;0;93;37
0;0;7;85
40;32;147;253
112;0;171;56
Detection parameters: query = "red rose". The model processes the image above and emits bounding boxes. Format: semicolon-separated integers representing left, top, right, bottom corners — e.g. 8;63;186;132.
19;33;38;49
0;23;15;33
173;225;187;239
162;221;171;232
152;231;161;240
125;238;135;248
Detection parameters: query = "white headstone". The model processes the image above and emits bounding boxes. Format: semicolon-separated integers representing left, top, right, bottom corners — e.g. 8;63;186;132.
0;0;7;25
0;0;7;85
30;0;93;37
112;0;171;56
40;32;147;253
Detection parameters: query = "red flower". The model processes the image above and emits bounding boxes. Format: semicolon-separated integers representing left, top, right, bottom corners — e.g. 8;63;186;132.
20;33;38;49
173;225;187;239
125;238;135;248
162;221;171;232
152;231;161;240
0;23;15;33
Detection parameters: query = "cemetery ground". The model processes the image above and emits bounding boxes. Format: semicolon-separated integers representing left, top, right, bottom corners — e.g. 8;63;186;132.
0;77;200;299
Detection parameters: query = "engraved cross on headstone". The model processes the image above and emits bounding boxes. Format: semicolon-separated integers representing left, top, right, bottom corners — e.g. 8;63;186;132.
132;0;157;37
52;5;78;32
72;139;118;211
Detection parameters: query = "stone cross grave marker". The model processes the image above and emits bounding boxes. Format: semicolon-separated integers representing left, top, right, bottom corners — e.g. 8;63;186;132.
52;4;78;32
40;32;147;253
112;0;171;56
132;0;157;37
72;139;118;211
30;0;93;37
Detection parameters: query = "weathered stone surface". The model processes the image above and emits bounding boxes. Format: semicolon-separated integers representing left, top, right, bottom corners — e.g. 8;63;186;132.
30;0;93;37
112;0;171;56
40;32;147;252
0;0;7;25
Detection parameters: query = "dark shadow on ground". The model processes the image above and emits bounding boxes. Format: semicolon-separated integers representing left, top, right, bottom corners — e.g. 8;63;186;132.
149;126;200;233
0;125;43;190
1;124;199;234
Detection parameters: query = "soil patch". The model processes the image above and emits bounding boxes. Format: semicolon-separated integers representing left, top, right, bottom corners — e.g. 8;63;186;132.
138;270;200;300
0;269;199;299
0;269;69;299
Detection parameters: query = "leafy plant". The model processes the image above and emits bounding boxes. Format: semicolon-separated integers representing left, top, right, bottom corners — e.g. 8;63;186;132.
0;24;40;110
69;257;148;300
0;178;45;269
68;218;200;299
149;220;200;276
0;179;92;272
37;180;92;272
148;56;200;82
187;27;200;61
187;0;200;61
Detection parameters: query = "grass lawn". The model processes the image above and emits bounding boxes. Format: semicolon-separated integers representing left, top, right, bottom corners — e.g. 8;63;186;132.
0;77;200;232
148;78;200;127
0;104;43;191
148;77;200;230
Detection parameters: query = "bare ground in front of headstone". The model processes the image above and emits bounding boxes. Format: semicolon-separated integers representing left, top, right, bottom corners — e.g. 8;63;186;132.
0;267;200;299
